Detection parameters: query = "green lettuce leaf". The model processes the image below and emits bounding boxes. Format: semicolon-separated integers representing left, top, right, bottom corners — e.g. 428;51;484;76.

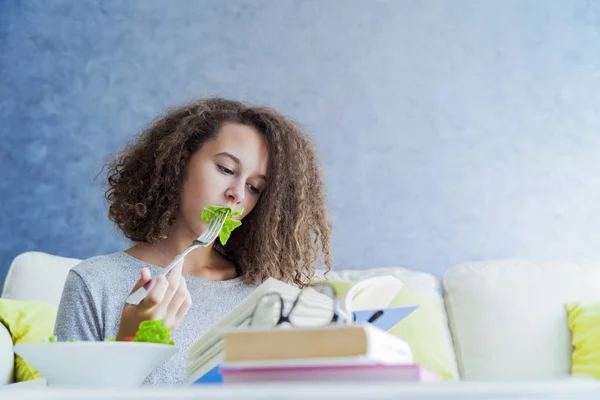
133;320;174;345
200;205;243;246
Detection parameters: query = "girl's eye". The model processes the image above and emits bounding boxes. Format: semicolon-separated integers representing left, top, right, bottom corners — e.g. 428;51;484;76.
247;184;261;195
218;165;234;175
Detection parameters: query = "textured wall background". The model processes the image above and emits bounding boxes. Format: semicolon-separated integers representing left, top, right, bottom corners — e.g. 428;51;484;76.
1;0;600;288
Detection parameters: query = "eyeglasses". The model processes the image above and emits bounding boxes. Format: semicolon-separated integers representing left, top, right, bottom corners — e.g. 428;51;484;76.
248;282;384;329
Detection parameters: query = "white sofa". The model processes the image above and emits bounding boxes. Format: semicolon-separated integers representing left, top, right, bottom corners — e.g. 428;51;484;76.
2;252;600;386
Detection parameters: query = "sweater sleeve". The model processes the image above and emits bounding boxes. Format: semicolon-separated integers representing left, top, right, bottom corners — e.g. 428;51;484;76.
54;270;104;341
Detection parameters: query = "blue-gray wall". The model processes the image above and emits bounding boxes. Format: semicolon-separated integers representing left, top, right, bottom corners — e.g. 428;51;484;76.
2;0;600;289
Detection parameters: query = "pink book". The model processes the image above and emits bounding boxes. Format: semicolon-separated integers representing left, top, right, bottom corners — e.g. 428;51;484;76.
220;363;441;384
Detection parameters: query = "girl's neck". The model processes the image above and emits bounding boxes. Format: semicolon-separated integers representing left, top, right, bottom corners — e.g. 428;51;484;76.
124;226;238;280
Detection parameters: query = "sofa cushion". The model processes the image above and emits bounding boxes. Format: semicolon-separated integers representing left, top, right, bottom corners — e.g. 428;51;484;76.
565;302;600;379
0;299;58;381
2;252;81;305
324;278;458;380
0;323;14;385
443;259;600;380
315;266;459;379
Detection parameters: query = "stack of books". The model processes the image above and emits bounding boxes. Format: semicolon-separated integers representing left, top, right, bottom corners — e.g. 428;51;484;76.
219;324;440;383
186;277;434;384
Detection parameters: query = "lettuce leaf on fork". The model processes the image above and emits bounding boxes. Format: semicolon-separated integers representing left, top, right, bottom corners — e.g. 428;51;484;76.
200;205;243;246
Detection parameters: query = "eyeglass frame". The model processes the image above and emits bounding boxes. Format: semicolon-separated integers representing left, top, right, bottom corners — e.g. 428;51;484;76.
248;282;384;329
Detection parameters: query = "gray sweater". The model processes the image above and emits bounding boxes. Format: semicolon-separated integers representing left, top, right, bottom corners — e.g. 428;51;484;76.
54;251;257;386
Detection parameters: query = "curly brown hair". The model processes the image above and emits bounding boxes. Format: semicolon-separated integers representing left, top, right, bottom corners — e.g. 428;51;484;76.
104;98;332;286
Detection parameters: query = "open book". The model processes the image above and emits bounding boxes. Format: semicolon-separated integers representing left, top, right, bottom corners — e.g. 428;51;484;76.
186;276;416;384
186;278;301;384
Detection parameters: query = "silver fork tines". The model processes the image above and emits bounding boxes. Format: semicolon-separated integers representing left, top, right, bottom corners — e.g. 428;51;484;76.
124;209;230;305
194;210;228;246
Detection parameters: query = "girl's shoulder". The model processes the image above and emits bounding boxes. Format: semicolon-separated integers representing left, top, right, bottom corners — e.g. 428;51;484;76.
68;251;145;288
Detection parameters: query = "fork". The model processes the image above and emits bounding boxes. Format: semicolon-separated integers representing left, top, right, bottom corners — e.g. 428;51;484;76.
124;209;230;305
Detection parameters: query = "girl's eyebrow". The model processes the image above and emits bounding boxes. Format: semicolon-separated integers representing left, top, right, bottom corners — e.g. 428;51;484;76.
217;151;241;165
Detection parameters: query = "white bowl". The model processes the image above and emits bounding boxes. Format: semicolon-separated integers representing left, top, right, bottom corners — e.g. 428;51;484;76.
13;342;178;387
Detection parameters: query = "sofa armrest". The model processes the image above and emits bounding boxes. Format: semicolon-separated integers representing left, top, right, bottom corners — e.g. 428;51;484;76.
0;322;15;385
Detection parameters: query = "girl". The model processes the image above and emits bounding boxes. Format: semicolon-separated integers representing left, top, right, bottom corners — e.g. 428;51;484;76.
54;98;332;385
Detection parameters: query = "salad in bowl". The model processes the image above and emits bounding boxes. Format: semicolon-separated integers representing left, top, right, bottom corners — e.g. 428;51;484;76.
13;320;177;387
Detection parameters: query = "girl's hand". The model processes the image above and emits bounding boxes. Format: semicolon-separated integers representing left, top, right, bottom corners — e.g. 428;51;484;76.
116;260;192;341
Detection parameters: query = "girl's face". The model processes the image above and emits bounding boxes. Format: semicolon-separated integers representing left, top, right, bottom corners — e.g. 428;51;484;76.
176;123;269;239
